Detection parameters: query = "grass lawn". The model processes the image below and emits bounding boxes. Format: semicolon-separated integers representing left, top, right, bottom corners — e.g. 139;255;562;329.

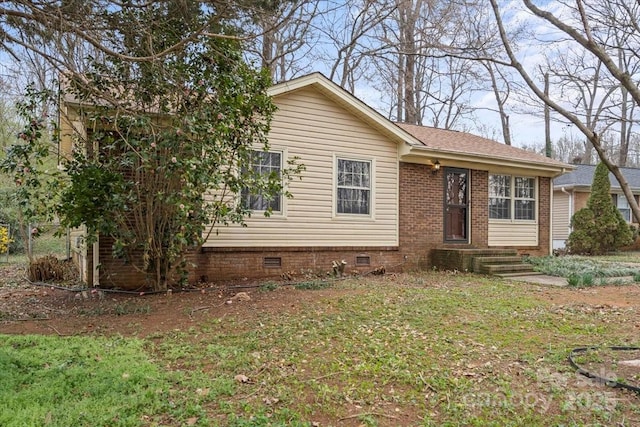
2;272;640;426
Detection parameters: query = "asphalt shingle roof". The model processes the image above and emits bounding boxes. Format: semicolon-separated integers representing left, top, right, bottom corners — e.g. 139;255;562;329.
554;164;640;190
396;123;569;168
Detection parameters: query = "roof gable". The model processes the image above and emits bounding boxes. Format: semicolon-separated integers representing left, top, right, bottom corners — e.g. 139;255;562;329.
268;73;422;147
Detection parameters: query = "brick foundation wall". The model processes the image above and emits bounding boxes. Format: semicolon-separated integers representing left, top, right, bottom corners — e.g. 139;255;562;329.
194;246;403;284
98;236;149;289
96;239;403;288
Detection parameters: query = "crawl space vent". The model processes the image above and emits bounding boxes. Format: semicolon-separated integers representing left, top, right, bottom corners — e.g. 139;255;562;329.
263;257;282;268
355;255;371;266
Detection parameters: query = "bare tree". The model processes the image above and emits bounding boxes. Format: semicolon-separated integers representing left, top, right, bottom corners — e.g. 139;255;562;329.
318;0;395;93
242;0;321;83
552;133;588;164
411;54;479;129
369;0;481;127
544;44;619;164
482;61;512;145
487;0;640;222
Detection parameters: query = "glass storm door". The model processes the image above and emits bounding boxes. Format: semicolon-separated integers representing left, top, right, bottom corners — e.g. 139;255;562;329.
444;168;469;242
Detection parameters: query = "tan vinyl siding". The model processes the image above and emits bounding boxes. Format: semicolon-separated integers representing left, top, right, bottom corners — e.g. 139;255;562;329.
552;191;571;240
488;221;538;246
204;86;399;247
59;106;82;159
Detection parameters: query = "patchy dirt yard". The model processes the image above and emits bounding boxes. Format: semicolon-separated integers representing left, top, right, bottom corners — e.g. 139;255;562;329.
2;263;640;425
0;263;365;336
2;262;640;337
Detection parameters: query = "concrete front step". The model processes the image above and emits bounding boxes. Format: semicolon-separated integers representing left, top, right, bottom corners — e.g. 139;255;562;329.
495;271;544;278
432;248;519;272
472;256;525;271
480;263;535;275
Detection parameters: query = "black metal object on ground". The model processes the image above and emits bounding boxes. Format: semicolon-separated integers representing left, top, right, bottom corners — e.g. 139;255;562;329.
568;346;640;394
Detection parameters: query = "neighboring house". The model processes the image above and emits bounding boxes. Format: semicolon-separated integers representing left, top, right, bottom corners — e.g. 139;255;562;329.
552;164;640;250
61;73;571;288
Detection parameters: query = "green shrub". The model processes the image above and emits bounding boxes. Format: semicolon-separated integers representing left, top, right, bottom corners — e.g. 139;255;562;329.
629;224;640;241
567;273;581;287
294;280;330;290
567;162;633;254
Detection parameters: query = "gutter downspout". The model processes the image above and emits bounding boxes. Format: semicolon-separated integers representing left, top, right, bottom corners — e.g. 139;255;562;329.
561;187;573;248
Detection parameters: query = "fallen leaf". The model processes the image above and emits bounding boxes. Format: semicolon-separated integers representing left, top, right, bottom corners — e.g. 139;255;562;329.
263;396;280;405
235;374;249;383
196;388;209;396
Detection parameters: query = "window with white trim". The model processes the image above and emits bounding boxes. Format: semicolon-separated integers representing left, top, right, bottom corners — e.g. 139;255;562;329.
241;150;282;212
612;194;631;222
489;174;536;220
337;158;371;215
488;174;510;219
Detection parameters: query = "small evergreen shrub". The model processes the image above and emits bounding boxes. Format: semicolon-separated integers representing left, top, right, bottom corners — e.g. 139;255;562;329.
567;162;633;254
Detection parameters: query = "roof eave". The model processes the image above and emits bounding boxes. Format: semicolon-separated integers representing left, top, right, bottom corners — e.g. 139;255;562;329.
554;183;640;192
403;145;573;177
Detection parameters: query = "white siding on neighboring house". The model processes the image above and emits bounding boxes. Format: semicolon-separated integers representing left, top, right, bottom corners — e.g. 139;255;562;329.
552;191;571;249
488;222;538;247
203;86;399;248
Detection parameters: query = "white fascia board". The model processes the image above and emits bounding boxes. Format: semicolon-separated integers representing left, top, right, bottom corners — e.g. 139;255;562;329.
403;145;571;178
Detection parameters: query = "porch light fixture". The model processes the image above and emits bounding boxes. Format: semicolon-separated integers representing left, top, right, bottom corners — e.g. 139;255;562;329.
431;160;441;174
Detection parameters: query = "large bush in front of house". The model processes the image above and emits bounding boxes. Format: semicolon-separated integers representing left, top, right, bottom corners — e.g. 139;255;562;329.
567;162;633;254
1;3;303;291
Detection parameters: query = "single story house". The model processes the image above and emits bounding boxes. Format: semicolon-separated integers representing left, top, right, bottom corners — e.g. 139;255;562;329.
61;72;572;288
552;163;640;249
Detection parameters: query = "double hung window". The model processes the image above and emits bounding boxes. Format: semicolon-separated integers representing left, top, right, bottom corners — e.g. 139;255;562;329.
489;175;536;220
242;150;282;212
336;158;371;215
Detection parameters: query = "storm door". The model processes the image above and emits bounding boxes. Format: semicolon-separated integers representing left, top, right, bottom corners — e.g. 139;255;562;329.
444;168;469;242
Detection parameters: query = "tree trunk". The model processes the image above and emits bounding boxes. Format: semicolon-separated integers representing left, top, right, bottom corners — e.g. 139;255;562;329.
487;63;511;145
